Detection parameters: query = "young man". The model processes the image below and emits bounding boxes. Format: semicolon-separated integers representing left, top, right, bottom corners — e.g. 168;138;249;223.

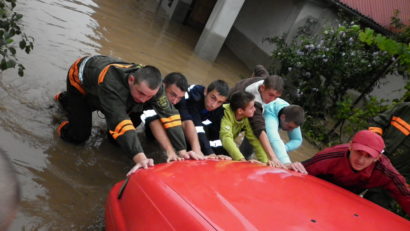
297;130;410;216
143;72;204;161
54;55;189;175
184;80;230;157
220;91;268;162
229;74;285;167
264;98;304;164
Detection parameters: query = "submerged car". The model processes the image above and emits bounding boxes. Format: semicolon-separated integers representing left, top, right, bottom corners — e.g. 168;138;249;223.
105;160;410;230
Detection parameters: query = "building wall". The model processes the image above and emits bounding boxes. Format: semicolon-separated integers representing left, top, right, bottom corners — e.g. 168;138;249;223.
225;0;335;70
158;0;405;101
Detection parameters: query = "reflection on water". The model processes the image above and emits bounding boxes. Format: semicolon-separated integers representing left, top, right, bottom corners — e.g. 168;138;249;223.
0;0;318;229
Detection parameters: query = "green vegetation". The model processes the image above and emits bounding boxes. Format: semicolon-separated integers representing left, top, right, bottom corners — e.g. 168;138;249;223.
266;15;409;147
0;0;33;76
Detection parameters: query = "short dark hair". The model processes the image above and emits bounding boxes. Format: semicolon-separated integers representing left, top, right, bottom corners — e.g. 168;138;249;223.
280;105;305;126
253;64;269;78
207;80;229;97
163;72;189;92
133;65;162;89
263;75;284;93
230;91;255;112
0;149;20;231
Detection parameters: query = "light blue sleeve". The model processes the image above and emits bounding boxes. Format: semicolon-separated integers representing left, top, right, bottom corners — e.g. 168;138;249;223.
285;127;302;152
264;108;291;164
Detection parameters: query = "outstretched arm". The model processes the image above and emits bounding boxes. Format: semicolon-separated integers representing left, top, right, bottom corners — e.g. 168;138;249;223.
220;115;244;161
285;127;303;152
127;153;154;176
149;119;184;162
183;120;205;157
264;112;291;164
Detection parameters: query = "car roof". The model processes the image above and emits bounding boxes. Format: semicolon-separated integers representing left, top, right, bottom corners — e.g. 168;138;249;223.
106;160;410;230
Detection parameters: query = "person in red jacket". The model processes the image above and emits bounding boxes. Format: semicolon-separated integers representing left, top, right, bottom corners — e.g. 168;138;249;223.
292;130;410;216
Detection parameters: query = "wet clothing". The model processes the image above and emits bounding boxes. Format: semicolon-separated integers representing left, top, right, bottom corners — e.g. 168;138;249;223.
141;97;191;144
229;77;266;138
368;102;410;181
264;98;302;164
303;144;410;216
220;104;268;162
183;85;225;155
59;55;186;158
142;97;191;124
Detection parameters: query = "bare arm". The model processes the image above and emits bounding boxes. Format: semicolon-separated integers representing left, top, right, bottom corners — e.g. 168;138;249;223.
259;131;286;168
127;152;154;176
149;119;183;162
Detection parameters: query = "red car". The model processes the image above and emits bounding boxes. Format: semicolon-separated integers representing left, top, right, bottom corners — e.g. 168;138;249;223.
105;160;410;230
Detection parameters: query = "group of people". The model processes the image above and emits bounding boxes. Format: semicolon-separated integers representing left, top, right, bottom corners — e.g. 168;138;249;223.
54;55;410;217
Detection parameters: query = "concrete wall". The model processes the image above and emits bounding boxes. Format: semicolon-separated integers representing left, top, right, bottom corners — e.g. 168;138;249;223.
225;0;335;70
370;74;407;103
156;0;406;101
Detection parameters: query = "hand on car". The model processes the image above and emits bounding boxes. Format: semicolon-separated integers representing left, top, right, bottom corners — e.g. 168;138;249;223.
206;154;232;160
285;162;308;174
127;153;154;176
166;151;184;162
267;159;286;169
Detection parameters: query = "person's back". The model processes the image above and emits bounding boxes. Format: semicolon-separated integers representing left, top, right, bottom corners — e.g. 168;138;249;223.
369;102;410;180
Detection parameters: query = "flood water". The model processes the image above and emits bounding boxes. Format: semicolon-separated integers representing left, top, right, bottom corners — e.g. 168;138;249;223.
0;0;318;230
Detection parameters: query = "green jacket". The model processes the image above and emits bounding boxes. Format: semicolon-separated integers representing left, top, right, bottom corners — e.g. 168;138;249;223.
82;55;186;158
369;102;410;179
220;104;268;162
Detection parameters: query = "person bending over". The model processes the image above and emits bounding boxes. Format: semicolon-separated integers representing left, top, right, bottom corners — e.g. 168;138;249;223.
220;91;268;163
264;98;304;164
229;74;284;167
142;72;204;161
290;130;410;216
184;80;231;158
54;55;189;175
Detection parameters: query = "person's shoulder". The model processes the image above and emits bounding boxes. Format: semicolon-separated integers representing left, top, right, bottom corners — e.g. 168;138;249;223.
304;145;347;167
316;144;348;158
187;84;205;102
222;104;234;117
175;97;186;109
232;77;263;89
375;155;402;176
264;98;288;114
394;102;410;113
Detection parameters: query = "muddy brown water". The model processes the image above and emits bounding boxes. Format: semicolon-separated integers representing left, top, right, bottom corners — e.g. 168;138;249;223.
0;0;318;230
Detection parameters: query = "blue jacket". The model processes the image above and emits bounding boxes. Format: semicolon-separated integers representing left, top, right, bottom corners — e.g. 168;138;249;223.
263;98;302;163
184;85;225;155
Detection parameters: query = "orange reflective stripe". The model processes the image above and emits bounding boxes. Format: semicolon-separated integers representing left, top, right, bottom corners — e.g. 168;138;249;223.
160;115;181;123
160;115;182;129
392;116;410;132
68;57;86;95
368;127;383;136
109;120;135;139
163;120;182;129
98;64;134;84
391;116;410;136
